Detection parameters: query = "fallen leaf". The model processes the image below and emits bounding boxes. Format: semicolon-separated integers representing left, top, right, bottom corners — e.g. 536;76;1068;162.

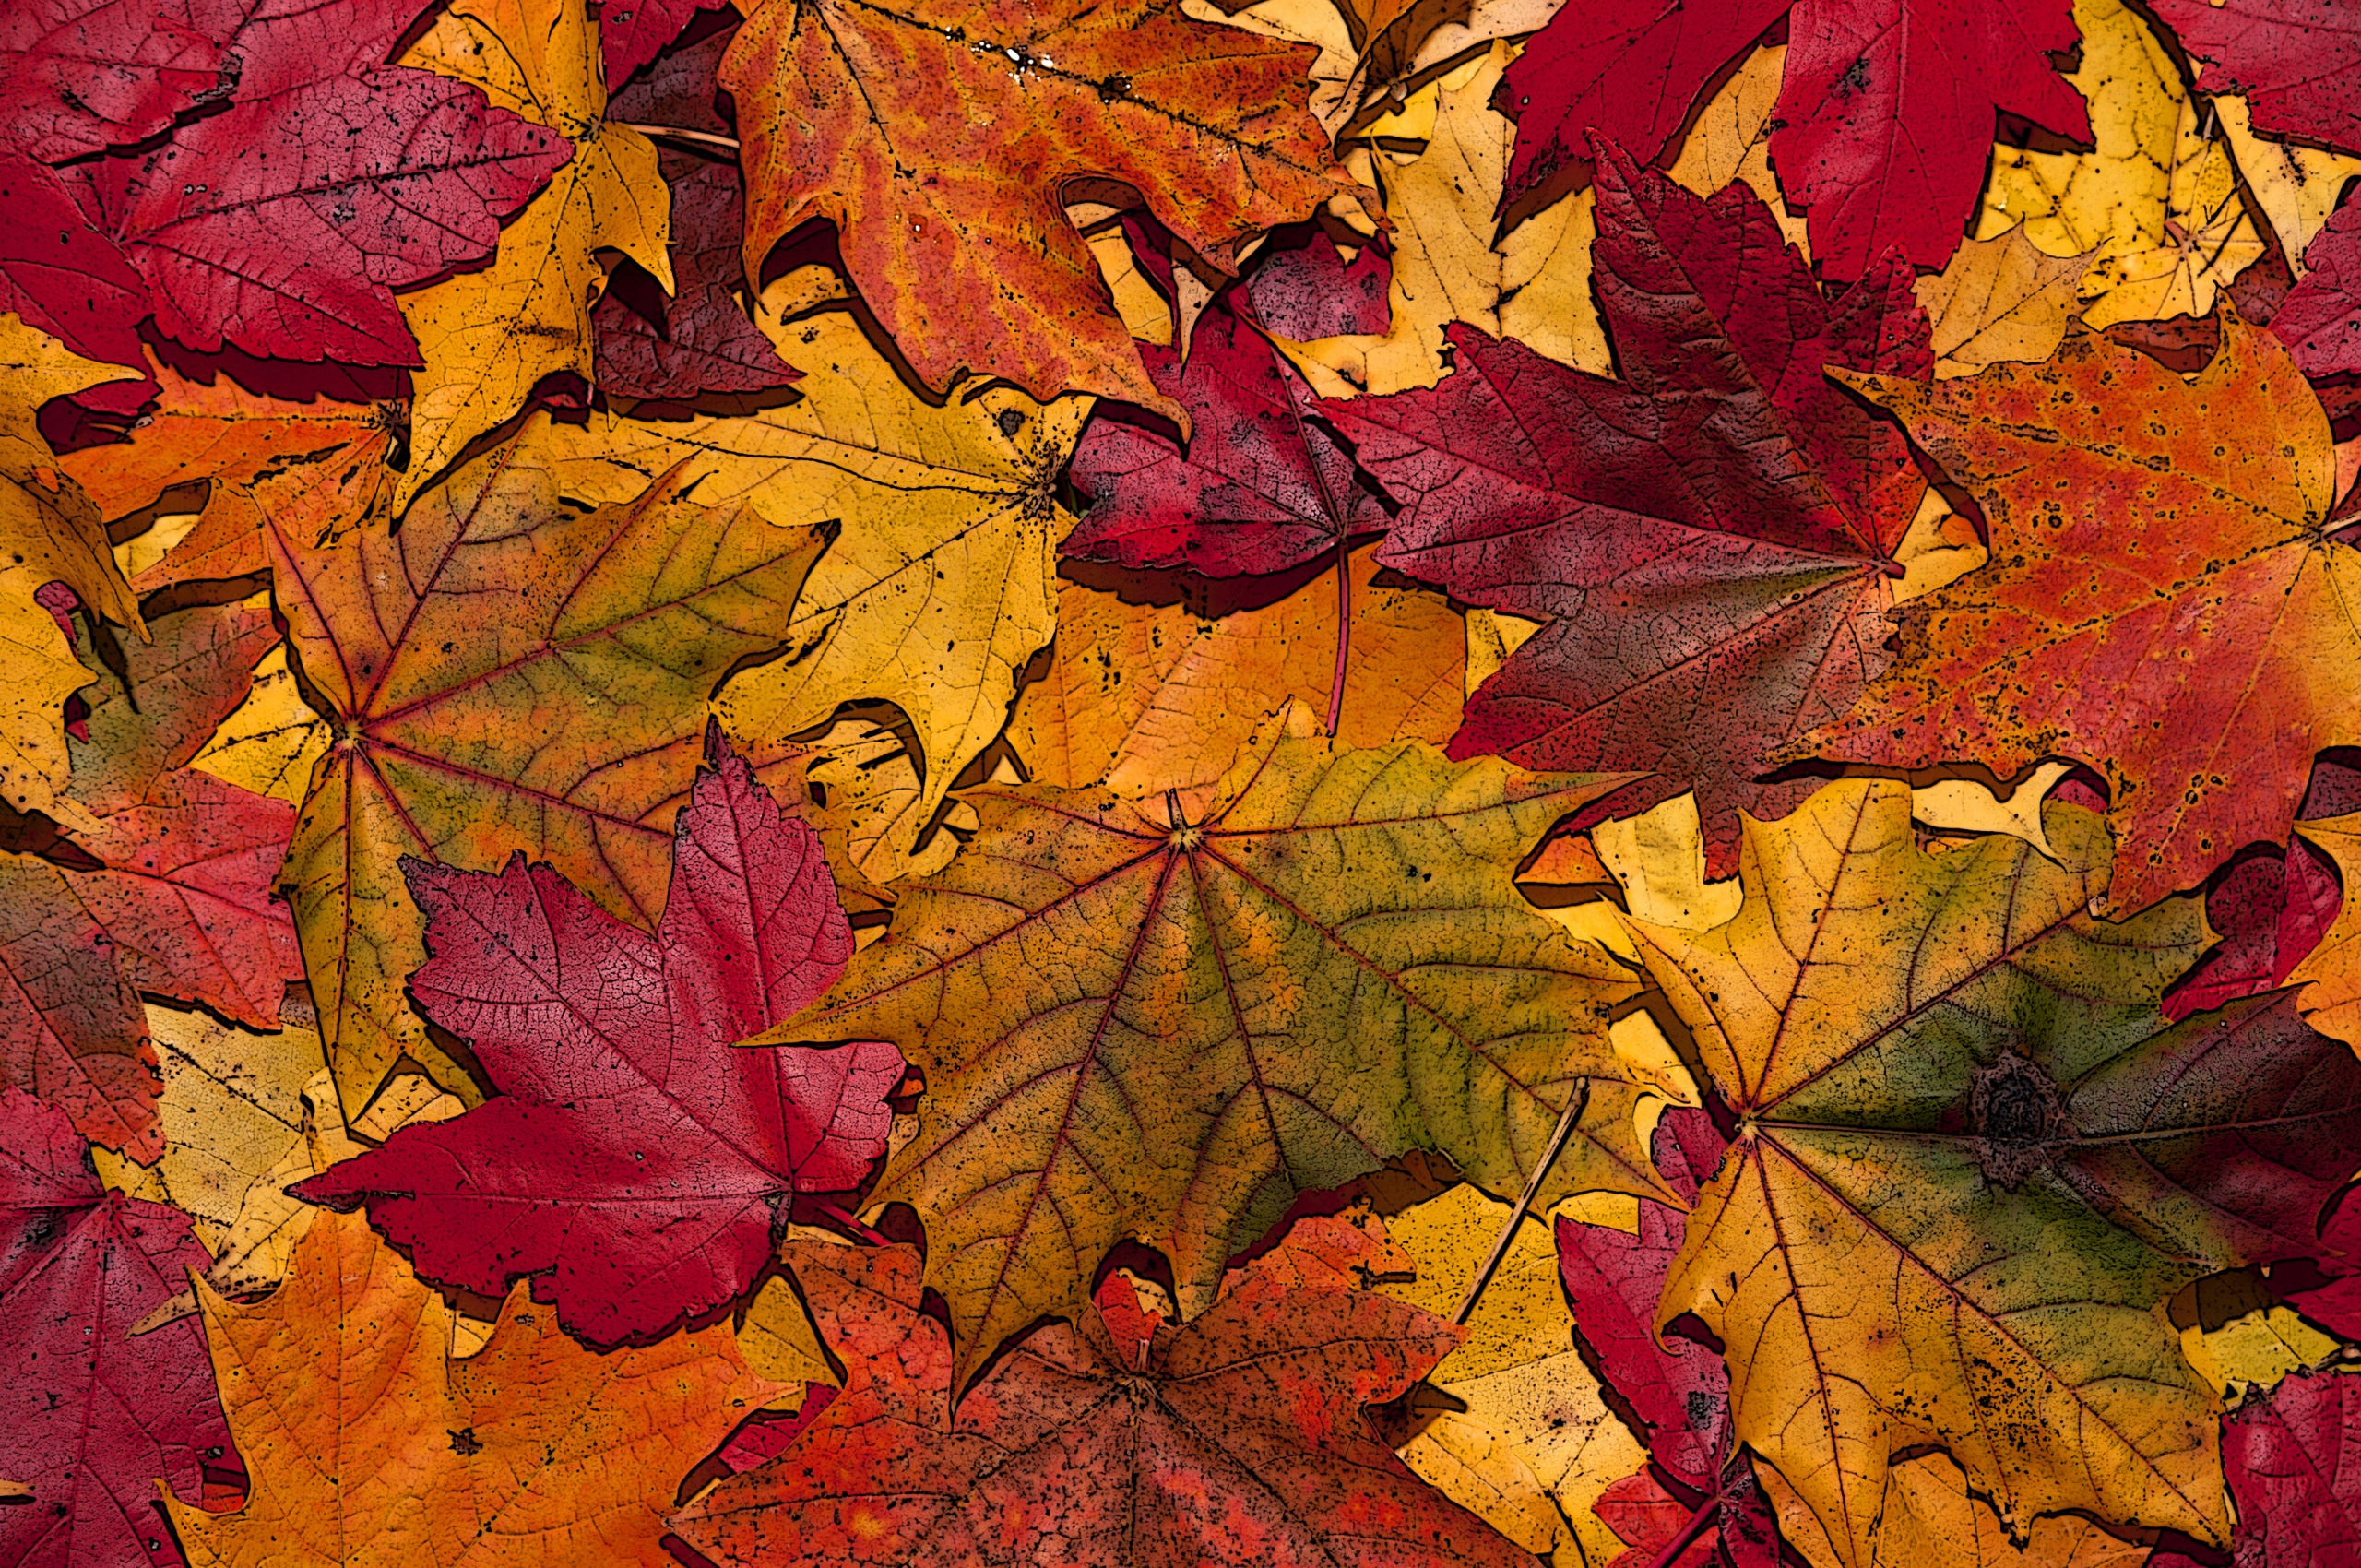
395;0;671;507
267;423;828;1121
0;158;153;397
0;314;145;636
1010;540;1464;793
1809;316;2357;909
1660;42;1811;251
2182;1305;2344;1402
2186;1369;2361;1568
0;845;159;1158
669;1240;1533;1567
2164;825;2344;1023
1763;1449;2151;1568
167;1205;785;1567
1628;778;2361;1563
2149;0;2361;160
2276;199;2361;378
56;362;394;595
1916;228;2095;377
2288;812;2361;1051
1328;147;1931;874
1246;229;1392;342
1375;1182;1646;1562
595;28;799;401
531;304;1089;855
0;569;97;825
1979;0;2265;330
89;1002;315;1250
0;1085;235;1568
1279;46;1610;396
296;732;906;1346
1064;287;1390;578
186;646;335;808
2216;96;2361;279
762;700;1659;1385
601;0;729;87
70;0;574;367
720;0;1348;412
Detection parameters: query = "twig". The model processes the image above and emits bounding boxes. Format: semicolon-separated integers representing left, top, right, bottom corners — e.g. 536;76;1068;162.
616;121;741;152
1324;528;1352;737
1451;1077;1590;1325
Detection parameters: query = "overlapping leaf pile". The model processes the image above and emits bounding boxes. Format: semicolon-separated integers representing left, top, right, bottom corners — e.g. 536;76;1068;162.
6;0;2361;1562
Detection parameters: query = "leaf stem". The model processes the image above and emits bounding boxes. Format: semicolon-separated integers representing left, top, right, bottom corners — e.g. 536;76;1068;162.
1643;1495;1720;1568
1450;1077;1589;1325
616;121;741;151
1324;529;1351;737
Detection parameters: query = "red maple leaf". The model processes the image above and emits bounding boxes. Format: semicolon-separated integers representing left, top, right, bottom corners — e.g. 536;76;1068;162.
1495;0;2091;278
1062;282;1390;581
0;1086;238;1568
294;730;906;1347
2276;197;2361;379
1325;146;1928;873
593;26;799;401
668;1240;1532;1567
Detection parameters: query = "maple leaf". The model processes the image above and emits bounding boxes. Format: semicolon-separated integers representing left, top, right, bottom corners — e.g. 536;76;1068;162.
61;594;278;816
2162;828;2343;1024
669;1239;1534;1566
1324;147;1932;875
2275;199;2361;378
1762;1448;2154;1568
1915;227;2094;378
1010;540;1463;795
0;314;146;639
393;0;671;508
1063;287;1390;580
0;1085;237;1568
67;6;574;368
166;1203;785;1567
718;0;1349;412
296;731;906;1345
260;424;828;1122
2289;812;2361;1052
524;306;1090;860
0;158;152;403
1495;0;2092;278
1620;778;2361;1564
1247;228;1392;343
592;26;796;401
1808;315;2358;909
0;848;159;1158
2201;1369;2361;1568
1977;0;2266;332
0;580;98;831
2149;0;2361;161
756;701;1663;1385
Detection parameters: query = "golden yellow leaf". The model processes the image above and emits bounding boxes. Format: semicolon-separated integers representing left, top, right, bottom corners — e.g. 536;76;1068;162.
798;717;970;897
526;303;1089;848
0;314;146;636
2289;812;2361;1051
0;567;98;823
1010;542;1463;793
1375;1183;1647;1563
2183;1305;2345;1402
2217;96;2361;278
168;1207;784;1568
1279;44;1608;395
1978;0;2262;328
1764;1450;2151;1568
1912;763;2079;859
738;1272;839;1402
88;1003;322;1250
186;645;333;807
396;0;670;510
1916;229;2095;377
1592;792;1740;934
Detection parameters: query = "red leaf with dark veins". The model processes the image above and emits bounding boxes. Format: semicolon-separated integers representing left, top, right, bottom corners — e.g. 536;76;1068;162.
595;153;800;399
600;0;730;96
0;0;245;161
0;157;153;411
1493;0;1786;214
63;770;303;1032
1768;0;2089;278
1327;145;1929;873
0;1087;237;1568
0;851;159;1162
2211;1370;2361;1568
2150;0;2361;159
294;734;907;1347
2164;837;2343;1023
1246;229;1392;341
76;67;571;364
1062;287;1390;578
2276;198;2361;379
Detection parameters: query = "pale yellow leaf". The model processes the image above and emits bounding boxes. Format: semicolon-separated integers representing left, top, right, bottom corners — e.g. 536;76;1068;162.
1916;229;2094;377
2217;96;2361;277
187;645;333;806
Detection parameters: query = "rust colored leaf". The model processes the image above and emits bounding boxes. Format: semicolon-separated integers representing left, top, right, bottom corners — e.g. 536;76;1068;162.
1811;316;2359;908
670;1240;1533;1567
